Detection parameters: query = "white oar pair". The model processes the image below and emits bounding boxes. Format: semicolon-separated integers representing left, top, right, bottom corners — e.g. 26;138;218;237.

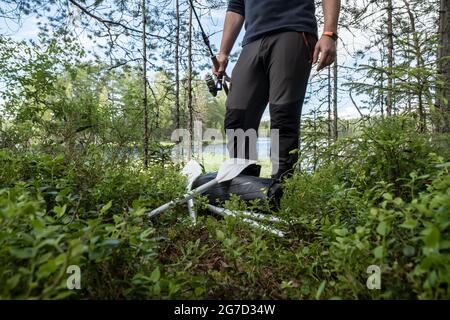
147;158;286;237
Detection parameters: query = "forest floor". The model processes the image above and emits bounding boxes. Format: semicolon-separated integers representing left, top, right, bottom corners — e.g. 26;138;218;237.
0;117;449;299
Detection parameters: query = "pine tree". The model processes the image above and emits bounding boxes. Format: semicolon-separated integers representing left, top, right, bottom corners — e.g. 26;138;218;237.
438;0;450;131
142;0;149;168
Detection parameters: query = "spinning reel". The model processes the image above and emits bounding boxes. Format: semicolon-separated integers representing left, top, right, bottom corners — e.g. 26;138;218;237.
205;73;228;97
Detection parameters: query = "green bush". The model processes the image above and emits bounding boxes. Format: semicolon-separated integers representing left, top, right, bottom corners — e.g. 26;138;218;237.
278;118;450;299
0;150;186;299
0;116;449;300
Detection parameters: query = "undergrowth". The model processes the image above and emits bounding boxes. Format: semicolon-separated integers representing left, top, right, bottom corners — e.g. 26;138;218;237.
0;117;449;299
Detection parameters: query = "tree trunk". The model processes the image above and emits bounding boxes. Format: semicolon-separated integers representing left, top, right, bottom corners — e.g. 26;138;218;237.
175;0;181;129
142;0;149;168
404;0;426;132
313;110;317;172
386;0;394;116
405;32;412;113
438;0;450;132
380;50;385;119
327;66;332;141
187;5;194;142
380;73;385;119
333;52;338;140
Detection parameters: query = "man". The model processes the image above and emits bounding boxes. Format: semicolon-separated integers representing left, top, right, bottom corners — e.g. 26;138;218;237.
214;0;340;179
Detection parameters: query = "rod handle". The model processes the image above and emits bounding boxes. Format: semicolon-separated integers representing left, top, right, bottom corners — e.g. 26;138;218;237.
212;56;229;96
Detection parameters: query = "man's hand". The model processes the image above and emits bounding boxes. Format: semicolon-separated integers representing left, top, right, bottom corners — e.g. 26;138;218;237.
316;0;341;71
313;36;337;71
213;53;229;79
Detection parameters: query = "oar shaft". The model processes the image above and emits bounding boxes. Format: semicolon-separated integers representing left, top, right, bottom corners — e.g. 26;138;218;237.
242;218;285;238
239;210;286;224
207;205;285;237
186;181;197;224
194;178;218;194
147;179;218;218
187;198;196;224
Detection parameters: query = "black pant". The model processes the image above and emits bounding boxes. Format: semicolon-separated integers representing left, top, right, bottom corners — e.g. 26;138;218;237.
224;31;316;179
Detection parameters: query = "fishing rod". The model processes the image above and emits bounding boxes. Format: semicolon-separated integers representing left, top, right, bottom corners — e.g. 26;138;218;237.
187;0;229;96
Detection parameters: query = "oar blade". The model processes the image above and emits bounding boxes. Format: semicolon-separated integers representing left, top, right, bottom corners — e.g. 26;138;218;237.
182;160;203;186
216;158;257;183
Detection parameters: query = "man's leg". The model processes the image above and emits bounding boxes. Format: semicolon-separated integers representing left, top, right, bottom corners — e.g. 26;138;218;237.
269;100;303;179
267;32;316;179
224;39;269;160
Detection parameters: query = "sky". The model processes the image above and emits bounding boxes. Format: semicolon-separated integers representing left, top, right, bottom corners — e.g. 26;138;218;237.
0;1;375;120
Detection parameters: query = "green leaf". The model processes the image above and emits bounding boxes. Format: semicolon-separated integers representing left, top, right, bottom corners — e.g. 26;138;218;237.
100;201;112;214
150;267;161;282
315;280;326;300
140;228;154;239
131;207;146;217
195;287;205;296
216;230;225;241
423;227;440;249
403;245;416;257
383;193;393;201
53;291;74;300
376;221;389;236
9;247;35;259
101;239;120;247
334;228;348;236
400;219;418;229
440;240;450;250
373;245;384;259
393;197;403;206
54;204;67;218
6;274;21;289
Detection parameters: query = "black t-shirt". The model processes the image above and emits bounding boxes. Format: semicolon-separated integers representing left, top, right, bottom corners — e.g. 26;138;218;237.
227;0;318;46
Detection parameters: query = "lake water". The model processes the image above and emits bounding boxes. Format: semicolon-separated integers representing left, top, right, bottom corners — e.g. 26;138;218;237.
203;137;270;159
195;137;272;159
170;136;316;173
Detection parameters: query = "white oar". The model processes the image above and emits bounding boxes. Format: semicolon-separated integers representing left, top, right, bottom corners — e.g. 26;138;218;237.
207;204;285;237
232;209;287;224
181;160;203;224
148;158;257;218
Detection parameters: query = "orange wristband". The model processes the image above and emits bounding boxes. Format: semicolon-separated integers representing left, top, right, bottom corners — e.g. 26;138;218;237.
323;31;338;41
